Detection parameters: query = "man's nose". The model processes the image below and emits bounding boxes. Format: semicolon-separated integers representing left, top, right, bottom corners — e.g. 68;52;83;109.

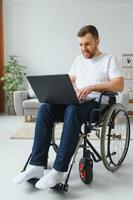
82;45;87;51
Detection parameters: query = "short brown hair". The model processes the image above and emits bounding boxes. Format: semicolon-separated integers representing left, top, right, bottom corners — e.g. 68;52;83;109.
77;25;99;39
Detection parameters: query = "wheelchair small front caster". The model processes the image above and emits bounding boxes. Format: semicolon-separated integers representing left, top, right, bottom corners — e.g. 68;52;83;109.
51;183;69;192
79;158;93;184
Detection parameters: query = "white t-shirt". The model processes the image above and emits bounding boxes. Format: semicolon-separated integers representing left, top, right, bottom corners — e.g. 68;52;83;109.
68;53;123;103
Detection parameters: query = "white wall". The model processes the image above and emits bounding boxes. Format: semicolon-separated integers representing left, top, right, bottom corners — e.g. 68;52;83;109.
3;0;133;76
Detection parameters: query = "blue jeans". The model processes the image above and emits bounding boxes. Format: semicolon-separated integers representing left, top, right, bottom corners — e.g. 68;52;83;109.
30;100;98;172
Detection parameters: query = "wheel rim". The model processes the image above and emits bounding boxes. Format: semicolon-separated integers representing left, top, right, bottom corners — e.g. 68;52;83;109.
101;103;130;171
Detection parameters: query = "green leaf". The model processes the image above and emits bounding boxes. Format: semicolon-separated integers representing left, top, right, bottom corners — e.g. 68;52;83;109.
1;55;26;93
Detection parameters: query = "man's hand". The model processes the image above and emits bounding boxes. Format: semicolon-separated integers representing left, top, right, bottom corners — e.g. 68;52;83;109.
69;75;76;83
76;86;93;100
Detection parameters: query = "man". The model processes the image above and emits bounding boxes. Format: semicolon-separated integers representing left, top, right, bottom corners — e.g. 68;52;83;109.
13;25;124;189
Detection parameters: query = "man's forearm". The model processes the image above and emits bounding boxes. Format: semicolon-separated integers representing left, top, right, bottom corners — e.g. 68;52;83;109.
91;77;124;93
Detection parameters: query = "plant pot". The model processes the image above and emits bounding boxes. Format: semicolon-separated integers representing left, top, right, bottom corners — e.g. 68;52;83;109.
7;105;16;115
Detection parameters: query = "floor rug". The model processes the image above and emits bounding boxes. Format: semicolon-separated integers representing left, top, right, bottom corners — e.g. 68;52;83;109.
10;122;99;140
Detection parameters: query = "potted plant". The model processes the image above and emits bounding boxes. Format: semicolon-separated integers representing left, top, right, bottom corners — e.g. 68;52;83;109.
1;55;26;114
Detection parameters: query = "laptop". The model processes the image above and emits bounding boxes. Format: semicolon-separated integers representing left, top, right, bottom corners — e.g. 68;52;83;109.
27;74;92;105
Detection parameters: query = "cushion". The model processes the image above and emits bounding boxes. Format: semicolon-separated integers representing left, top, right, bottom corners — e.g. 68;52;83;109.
23;99;40;108
28;83;36;99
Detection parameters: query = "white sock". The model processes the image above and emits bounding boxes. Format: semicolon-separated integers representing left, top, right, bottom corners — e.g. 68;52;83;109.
35;168;64;189
13;164;44;184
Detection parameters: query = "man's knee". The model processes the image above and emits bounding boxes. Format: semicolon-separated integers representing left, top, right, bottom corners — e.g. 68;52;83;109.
38;103;54;114
64;105;81;119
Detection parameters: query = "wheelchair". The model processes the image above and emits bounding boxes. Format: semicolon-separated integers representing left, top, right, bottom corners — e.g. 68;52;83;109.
21;91;130;192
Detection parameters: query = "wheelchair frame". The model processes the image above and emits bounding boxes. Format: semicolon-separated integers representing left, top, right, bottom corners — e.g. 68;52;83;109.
22;91;130;192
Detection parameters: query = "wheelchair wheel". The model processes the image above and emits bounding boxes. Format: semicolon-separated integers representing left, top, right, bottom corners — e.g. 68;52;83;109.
100;103;130;172
79;158;93;184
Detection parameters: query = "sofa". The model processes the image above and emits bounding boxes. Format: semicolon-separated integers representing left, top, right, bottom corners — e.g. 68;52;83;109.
13;85;41;122
13;85;129;122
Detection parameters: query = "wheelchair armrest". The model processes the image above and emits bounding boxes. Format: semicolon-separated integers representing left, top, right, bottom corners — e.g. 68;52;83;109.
100;91;118;97
98;91;118;106
88;92;118;126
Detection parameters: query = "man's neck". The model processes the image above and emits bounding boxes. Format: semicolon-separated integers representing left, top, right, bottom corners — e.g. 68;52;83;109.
93;50;102;58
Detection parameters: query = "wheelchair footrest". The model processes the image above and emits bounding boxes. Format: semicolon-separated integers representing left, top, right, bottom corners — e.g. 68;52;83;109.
51;183;69;192
27;178;39;184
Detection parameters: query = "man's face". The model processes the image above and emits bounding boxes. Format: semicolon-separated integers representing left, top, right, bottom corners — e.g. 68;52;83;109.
78;33;99;59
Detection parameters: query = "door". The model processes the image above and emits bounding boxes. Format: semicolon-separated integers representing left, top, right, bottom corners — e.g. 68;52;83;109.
0;0;4;112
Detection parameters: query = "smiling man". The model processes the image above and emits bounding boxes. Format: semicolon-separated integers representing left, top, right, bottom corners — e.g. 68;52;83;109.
13;25;124;189
69;25;124;102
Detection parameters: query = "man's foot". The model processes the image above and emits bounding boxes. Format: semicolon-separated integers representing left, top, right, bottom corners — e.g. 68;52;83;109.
13;165;44;184
35;168;64;189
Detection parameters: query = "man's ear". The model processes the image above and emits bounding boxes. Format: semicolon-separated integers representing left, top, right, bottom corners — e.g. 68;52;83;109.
96;38;100;46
